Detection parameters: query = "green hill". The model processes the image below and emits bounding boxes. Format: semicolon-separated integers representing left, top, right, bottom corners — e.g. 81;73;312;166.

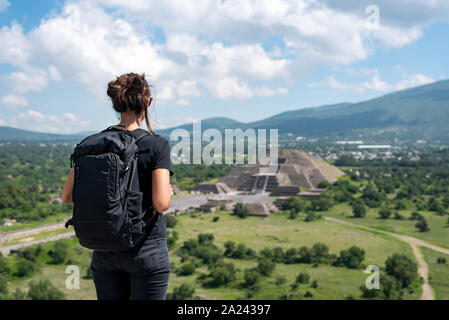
162;79;449;139
2;79;449;141
0;126;85;142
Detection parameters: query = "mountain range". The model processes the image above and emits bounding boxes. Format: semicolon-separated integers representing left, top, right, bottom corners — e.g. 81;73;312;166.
1;79;449;142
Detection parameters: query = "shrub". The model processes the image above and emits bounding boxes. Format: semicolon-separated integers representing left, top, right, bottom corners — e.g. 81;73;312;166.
167;283;196;300
393;212;403;220
0;253;11;276
311;280;318;289
27;279;66;300
275;276;287;285
48;241;68;264
304;291;314;298
352;201;367;218
165;214;178;228
0;274;8;296
288;209;299;220
179;262;196;276
409;212;423;221
296;273;310;284
360;274;403;300
243;269;259;288
415;219;430;232
378;207;391;219
257;259;276;276
232;203;250;218
437;257;447;264
304;211;321;222
334;246;365;269
385;254;418;288
207;262;236;287
15;259;38;277
212;216;219;222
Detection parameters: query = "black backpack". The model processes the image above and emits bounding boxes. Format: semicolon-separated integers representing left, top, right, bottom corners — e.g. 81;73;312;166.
65;127;156;252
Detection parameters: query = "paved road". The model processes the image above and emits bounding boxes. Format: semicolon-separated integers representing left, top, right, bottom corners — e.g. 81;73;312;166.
168;191;275;213
324;217;449;300
0;231;75;256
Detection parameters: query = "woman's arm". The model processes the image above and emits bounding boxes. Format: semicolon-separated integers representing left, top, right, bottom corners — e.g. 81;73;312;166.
152;168;173;213
62;169;74;204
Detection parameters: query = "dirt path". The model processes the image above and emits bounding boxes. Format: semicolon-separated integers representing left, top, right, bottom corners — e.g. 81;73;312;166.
324;217;448;300
0;221;68;244
0;231;75;256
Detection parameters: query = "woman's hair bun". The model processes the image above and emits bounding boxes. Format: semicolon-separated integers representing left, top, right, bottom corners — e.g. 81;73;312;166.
107;73;150;114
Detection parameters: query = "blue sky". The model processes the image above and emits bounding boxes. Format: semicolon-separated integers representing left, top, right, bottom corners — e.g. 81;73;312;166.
0;0;448;133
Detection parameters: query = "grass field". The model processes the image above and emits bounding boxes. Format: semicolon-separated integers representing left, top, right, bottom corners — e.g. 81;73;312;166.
421;246;449;299
4;210;426;300
325;203;449;249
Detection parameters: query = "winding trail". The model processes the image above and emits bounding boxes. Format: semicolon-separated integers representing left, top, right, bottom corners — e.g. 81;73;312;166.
324;217;449;300
0;231;75;256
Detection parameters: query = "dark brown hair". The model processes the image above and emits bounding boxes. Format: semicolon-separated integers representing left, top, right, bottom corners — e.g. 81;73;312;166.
107;72;158;136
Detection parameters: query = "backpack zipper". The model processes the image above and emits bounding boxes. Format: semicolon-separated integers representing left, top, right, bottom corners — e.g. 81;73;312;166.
114;154;120;196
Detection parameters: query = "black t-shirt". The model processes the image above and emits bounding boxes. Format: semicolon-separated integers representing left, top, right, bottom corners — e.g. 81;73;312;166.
107;127;174;239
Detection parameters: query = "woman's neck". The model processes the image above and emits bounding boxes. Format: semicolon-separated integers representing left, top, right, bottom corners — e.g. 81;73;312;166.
118;112;142;131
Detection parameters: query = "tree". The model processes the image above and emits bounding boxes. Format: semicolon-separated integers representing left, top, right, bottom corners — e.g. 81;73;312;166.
232;202;250;218
385;254;418;288
165;214;178;228
27;279;66;300
207;262;236;287
224;241;236;257
243;269;259;288
437;257;447;264
378;207;391;219
409;212;423;221
360;274;403;300
0;253;11;276
334;246;365;269
167;283;195;300
0;274;8;297
275;276;287;285
178;262;196;276
16;259;38;277
48;241;68;264
296;273;310;284
415;219;430;232
352;201;367;218
256;259;276;276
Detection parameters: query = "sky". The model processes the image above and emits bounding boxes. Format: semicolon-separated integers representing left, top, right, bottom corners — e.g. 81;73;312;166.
0;0;448;134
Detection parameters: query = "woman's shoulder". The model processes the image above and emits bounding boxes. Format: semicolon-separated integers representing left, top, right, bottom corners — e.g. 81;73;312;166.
136;129;170;151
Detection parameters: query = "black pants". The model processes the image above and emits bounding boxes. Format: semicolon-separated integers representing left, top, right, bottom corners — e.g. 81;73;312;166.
90;237;170;300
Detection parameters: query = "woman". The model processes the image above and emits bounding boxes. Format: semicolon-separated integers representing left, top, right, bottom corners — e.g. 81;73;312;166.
61;73;174;300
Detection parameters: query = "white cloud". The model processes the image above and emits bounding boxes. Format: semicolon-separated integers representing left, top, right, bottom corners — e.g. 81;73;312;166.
174;98;191;106
18;109;48;122
254;86;288;97
391;74;434;91
64;112;89;127
1;95;29;108
0;0;437;106
309;70;434;94
0;0;9;12
8;68;49;93
11;109;89;133
0;23;30;66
